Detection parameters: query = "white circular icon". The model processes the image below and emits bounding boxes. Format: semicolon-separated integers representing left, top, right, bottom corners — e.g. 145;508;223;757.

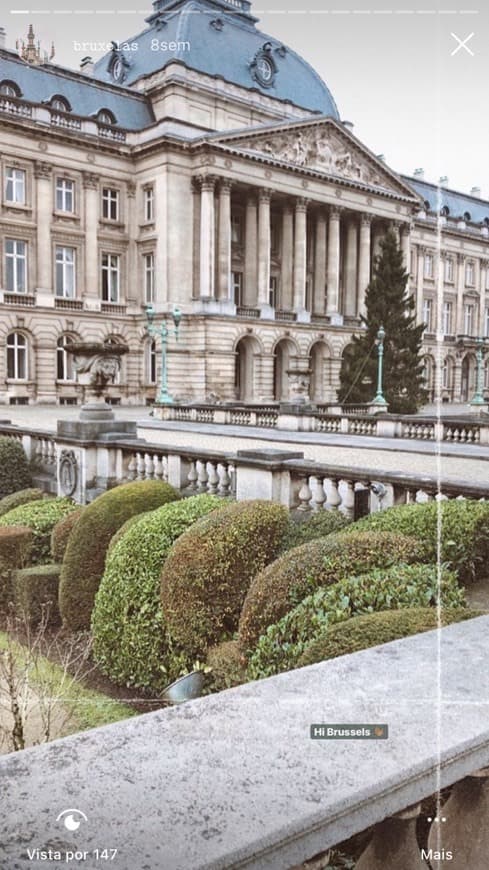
56;809;88;831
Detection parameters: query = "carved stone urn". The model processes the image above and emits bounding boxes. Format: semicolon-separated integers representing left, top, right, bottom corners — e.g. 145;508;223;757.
65;340;129;422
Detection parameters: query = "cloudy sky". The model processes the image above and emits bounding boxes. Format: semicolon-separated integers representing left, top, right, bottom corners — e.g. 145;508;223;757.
4;0;487;196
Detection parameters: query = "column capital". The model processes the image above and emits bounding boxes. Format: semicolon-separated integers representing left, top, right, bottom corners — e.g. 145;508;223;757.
258;188;272;204
127;181;136;198
480;258;489;269
295;197;309;212
34;161;52;179
416;244;426;255
400;220;413;236
82;171;100;189
457;252;466;264
360;212;373;227
219;179;233;195
194;174;219;192
329;205;343;220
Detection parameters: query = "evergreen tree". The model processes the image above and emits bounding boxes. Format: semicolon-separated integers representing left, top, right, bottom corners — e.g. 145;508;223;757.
338;229;428;414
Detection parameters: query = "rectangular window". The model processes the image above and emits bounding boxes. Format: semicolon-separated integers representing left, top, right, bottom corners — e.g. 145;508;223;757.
422;298;433;331
445;257;454;283
55;246;76;298
144;252;155;303
5;239;27;293
443;301;453;336
465;261;475;286
102;187;119;221
101;253;120;302
464;303;474;336
424;253;434;278
232;271;243;307
144;186;154;222
269;275;278;309
5;167;26;204
231;213;243;245
56;178;75;213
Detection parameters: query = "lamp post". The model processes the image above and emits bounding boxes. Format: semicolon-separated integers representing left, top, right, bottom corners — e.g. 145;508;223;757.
145;304;182;405
470;337;487;407
371;325;388;409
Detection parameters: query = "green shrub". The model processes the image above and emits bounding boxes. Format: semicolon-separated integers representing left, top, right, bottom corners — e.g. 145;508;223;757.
14;563;62;626
161;500;289;658
247;563;465;678
0;437;31;499
281;510;350;552
206;640;248;693
0;487;45;518
239;531;424;653
91;495;223;693
350;500;489;582
59;480;179;631
50;507;84;563
0;498;77;565
298;607;484;667
0;526;33;611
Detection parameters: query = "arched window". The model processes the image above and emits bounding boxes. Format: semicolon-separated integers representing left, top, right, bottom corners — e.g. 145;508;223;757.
7;331;28;380
440;205;450;217
50;94;71;112
97;109;116;126
0;80;21;97
463;211;472;222
57;335;74;382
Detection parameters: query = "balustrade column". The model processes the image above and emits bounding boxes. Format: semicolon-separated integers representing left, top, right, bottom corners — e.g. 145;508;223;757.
281;204;294;311
293;197;308;312
416;245;425;324
34;162;53;295
257;189;271;307
199;175;217;299
326;206;341;316
357;214;372;318
82;172;101;308
244;192;258;306
455;253;466;335
344;217;358;317
217;180;232;301
313;210;327;315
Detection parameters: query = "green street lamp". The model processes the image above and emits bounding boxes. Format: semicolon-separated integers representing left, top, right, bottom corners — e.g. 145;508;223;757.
470;337;487;407
371;325;388;409
145;304;182;405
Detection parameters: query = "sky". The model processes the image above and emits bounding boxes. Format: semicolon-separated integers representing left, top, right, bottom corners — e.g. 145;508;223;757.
3;0;487;197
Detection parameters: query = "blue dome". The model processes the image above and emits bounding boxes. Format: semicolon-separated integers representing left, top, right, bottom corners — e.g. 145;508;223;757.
93;0;340;118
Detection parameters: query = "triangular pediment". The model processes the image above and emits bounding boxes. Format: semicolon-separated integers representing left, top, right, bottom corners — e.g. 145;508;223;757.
210;118;419;199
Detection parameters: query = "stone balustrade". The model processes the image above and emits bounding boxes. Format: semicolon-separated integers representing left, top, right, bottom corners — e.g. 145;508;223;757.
2;616;488;868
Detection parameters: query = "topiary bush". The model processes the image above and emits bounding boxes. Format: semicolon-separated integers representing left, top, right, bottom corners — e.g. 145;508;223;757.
0;498;77;565
280;509;351;552
50;507;84;563
14;563;62;626
247;563;465;679
0;437;31;499
0;526;33;611
0;487;45;519
206;640;248;693
91;495;223;694
161;500;290;659
297;607;484;668
239;531;424;653
350;500;489;582
59;480;179;632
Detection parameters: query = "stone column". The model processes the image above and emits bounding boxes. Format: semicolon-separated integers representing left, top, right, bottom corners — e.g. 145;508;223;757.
257;189;272;312
244;192;258;306
217;180;232;302
34;161;53;301
415;245;425;324
82;171;101;311
191;178;201;299
456;253;465;335
357;214;372;319
313;210;327;315
293;197;308;315
372;222;384;263
200;175;217;299
344;216;358;317
327;206;341;321
280;204;294;311
391;220;401;245
400;223;411;272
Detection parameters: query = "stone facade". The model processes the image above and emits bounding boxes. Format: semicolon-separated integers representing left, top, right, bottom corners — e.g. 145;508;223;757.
0;7;488;407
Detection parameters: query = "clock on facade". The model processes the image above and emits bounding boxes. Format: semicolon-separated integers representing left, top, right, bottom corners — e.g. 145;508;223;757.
251;47;277;89
111;57;125;83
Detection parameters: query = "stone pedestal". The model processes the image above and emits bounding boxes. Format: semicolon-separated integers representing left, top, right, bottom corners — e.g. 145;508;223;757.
287;368;312;405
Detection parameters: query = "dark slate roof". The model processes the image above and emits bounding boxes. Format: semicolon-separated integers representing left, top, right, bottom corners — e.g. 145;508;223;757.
402;175;489;224
0;50;154;130
93;0;340;117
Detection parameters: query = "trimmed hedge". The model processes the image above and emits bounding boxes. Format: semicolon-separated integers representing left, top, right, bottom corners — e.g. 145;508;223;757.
14;563;62;626
0;526;33;611
247;563;465;678
0;437;31;499
350;500;489;582
281;510;351;552
239;531;424;653
206;640;248;693
298;607;484;667
0;487;45;519
161;500;290;658
0;498;77;565
91;495;223;693
50;507;84;563
59;480;179;632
